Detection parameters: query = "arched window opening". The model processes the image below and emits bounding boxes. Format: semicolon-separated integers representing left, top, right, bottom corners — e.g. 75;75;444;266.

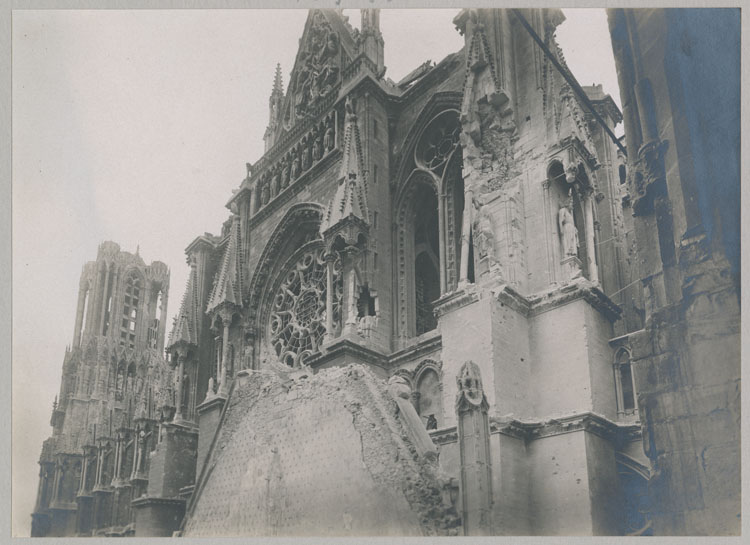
101;268;115;335
445;153;466;290
357;285;376;318
414;185;440;336
614;348;637;416
126;362;136;394
213;334;223;385
120;274;141;349
416;368;443;429
79;288;90;346
617;454;652;535
115;361;126;400
147;289;163;350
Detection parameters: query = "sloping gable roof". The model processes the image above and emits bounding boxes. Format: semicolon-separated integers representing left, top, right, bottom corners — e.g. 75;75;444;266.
206;215;243;314
167;263;200;349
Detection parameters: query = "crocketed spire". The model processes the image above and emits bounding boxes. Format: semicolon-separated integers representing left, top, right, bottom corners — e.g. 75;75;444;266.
321;96;369;233
167;259;199;349
206;213;243;314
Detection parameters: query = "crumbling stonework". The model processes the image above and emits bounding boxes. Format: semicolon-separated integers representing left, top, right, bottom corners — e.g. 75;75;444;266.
183;364;458;537
32;7;738;537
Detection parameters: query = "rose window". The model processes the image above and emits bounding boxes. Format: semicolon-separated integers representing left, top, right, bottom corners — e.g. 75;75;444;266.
269;247;342;367
417;112;461;172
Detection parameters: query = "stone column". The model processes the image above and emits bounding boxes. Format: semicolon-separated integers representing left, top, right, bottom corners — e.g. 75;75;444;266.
174;353;186;421
459;186;475;286
249;181;257;217
541;179;558;285
51;463;62;502
94;446;103;487
98;262;111;335
324;253;335;342
438;192;447;293
582;188;599;284
73;282;87;348
218;311;232;396
456;360;492;536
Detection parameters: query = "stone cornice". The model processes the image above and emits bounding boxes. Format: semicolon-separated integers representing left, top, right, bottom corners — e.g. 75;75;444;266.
526;279;621;322
430;412;642;445
308;337;389;370
433;285;481;318
388;333;442;367
131;496;186;508
196;395;226;415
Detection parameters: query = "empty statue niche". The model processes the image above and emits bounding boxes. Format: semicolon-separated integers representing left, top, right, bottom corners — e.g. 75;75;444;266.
356;284;378;338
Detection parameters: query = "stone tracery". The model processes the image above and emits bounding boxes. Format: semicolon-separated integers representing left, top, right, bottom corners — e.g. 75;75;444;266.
269;245;342;367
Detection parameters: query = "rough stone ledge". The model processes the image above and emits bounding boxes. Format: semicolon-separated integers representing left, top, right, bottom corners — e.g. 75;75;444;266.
388;333;442;366
131;495;186;507
433;285;481;318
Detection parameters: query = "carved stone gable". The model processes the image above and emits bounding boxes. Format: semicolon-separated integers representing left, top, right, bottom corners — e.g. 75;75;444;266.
283;10;345;128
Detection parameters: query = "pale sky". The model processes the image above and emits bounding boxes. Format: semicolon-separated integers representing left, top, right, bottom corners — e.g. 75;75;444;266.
11;8;620;536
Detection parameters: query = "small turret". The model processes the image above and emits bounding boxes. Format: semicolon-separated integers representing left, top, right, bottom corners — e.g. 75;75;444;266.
360;9;384;77
263;63;285;152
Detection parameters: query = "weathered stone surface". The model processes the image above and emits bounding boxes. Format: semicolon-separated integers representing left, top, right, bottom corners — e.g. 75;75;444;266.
183;364;458;537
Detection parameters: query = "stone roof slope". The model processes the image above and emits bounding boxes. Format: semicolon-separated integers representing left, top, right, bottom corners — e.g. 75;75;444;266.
182;364;459;537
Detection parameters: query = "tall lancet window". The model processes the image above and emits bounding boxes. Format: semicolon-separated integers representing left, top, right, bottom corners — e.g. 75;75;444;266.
120;273;142;349
614;347;637;416
414;184;440;336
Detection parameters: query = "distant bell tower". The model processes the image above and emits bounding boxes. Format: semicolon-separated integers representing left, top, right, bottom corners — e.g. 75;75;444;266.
32;241;175;537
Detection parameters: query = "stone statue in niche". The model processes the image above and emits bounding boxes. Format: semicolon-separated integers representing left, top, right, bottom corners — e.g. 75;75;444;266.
426;414;438;430
472;199;495;261
356;315;377;339
312;125;323;161
270;166;280;198
558;190;579;257
290;148;300;180
301;136;311;170
280;156;290;189
260;181;270;206
324;115;335;151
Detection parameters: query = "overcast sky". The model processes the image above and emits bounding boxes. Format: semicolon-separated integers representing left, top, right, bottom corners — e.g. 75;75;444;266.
11;8;620;536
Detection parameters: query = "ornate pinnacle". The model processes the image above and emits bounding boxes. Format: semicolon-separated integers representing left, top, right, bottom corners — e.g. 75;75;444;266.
272;63;283;97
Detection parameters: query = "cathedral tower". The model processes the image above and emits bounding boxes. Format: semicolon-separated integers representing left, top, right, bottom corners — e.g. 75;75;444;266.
32;242;174;537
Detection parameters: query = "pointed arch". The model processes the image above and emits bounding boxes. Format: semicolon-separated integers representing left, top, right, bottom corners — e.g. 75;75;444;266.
246;202;326;329
392;92;462;188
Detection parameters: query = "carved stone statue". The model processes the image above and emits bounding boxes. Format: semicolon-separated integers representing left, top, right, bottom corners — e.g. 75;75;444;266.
271;167;280;197
324;116;335;151
280;157;290;189
291;149;300;180
301;136;311;170
472;200;495;261
260;181;270;206
312;126;323;161
558;192;579;257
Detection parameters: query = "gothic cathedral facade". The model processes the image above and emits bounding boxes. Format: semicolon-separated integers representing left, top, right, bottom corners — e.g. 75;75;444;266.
32;8;739;537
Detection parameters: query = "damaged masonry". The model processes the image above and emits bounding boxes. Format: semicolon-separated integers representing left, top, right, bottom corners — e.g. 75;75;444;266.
31;8;739;537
